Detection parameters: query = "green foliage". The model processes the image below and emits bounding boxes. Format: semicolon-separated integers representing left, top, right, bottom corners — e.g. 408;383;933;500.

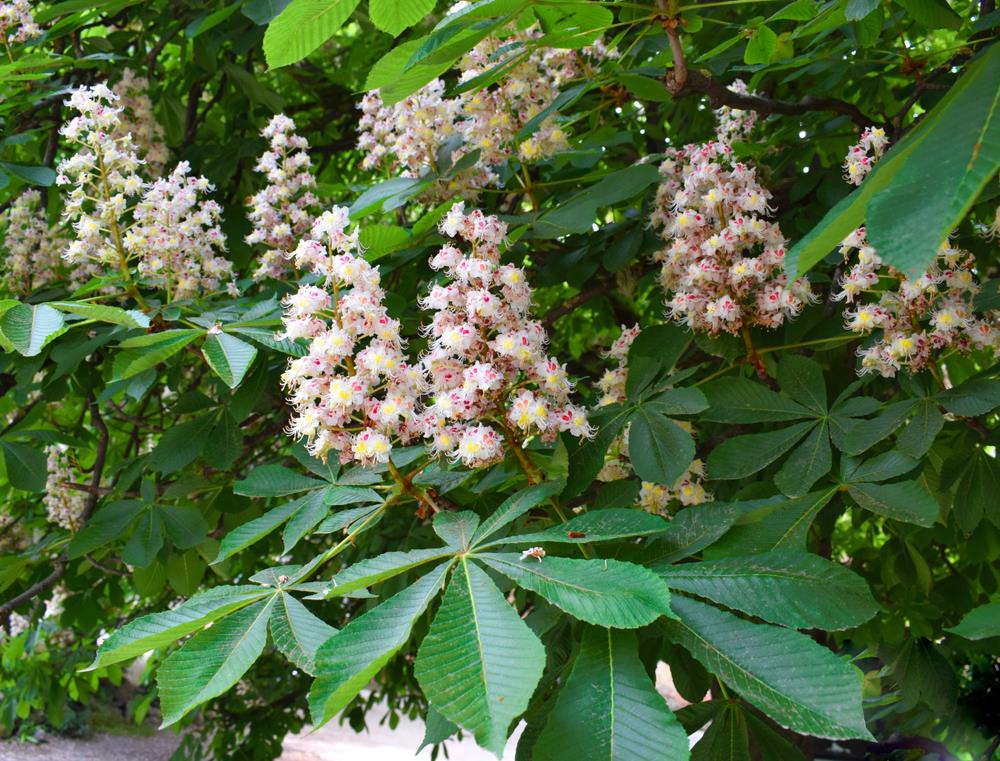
2;0;999;758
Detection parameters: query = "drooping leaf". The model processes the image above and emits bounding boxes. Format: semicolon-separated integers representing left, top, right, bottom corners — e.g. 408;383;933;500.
0;441;47;492
158;596;277;727
786;43;1000;276
945;601;1000;640
203;332;258;389
85;585;270;670
664;596;873;740
369;0;436;35
659;550;879;630
269;592;337;673
415;559;545;756
0;303;65;356
263;0;363;69
533;627;689;761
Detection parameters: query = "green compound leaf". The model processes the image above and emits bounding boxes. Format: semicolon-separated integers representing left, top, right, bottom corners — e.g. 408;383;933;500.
0;303;65;356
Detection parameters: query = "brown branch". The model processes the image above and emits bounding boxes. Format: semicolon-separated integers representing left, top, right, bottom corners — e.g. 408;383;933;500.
542;284;608;328
0;561;65;628
662;26;872;127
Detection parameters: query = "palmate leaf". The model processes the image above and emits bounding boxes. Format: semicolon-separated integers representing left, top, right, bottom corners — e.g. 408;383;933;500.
479;553;674;628
215;489;330;563
112;329;204;380
701;377;812;423
85;585;270;670
773;421;832;497
309;563;451;725
785;43;1000;276
866;43;1000;274
659;550;879;630
639;502;741;566
433;509;480;549
532;627;689;761
415;559;545;757
234;464;328;496
664;596;873;740
269;592;337;674
158;595;277;727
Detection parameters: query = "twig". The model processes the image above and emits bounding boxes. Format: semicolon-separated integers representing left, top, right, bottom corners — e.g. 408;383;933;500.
662;25;872;126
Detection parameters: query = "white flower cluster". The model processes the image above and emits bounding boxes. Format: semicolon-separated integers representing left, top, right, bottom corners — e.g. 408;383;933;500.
127;162;236;300
56;84;234;300
44;445;87;531
838;229;999;377
281;207;422;466
112;69;168;178
57;84;146;269
280;204;593;469
357;29;599;201
1;190;65;295
418;203;592;466
596;323;641;406
651;141;816;334
595;325;712;512
247;114;321;281
3;612;30;638
713;79;757;143
0;0;40;44
842;126;888;186
835;129;999;376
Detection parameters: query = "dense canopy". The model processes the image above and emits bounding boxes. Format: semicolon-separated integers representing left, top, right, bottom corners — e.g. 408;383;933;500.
0;0;998;759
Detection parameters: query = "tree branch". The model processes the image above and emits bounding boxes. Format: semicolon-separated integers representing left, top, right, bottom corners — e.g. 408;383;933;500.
662;26;872;127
